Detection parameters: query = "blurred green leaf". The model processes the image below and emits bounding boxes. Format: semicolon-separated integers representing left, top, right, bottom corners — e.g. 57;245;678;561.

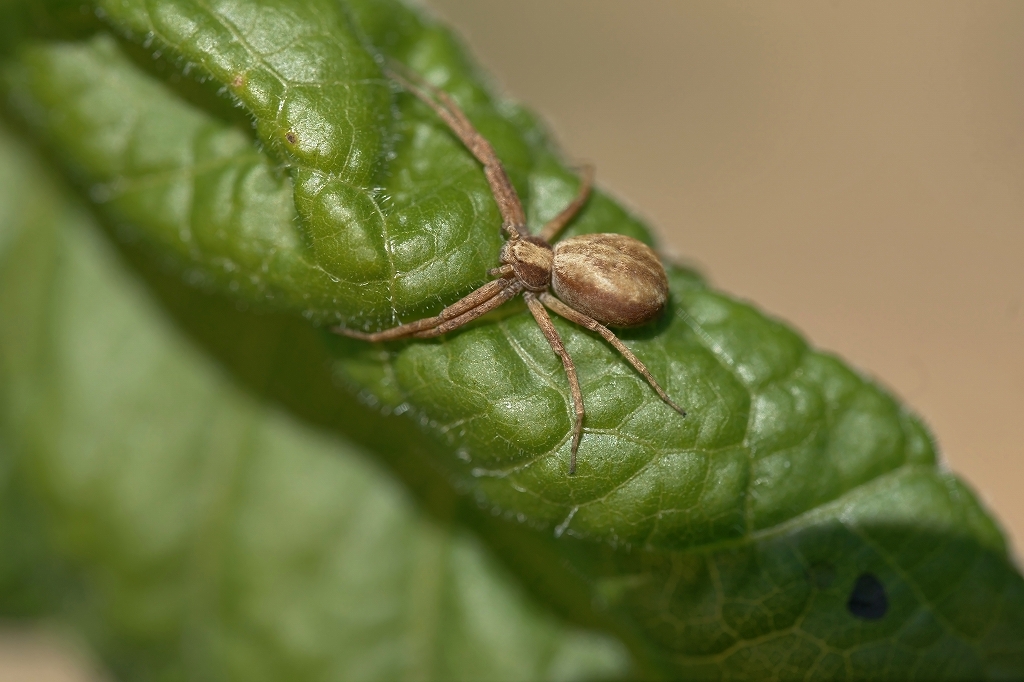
1;0;1023;679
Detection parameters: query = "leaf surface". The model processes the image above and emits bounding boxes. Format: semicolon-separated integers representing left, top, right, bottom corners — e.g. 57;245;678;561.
0;122;629;681
1;0;1023;679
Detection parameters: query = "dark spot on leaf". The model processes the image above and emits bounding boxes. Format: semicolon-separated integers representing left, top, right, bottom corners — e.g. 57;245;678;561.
286;131;298;144
847;572;888;620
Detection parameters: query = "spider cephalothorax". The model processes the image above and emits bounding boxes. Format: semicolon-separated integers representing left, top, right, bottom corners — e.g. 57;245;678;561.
335;65;685;474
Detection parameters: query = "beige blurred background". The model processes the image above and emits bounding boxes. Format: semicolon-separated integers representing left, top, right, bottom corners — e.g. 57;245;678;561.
3;1;1022;678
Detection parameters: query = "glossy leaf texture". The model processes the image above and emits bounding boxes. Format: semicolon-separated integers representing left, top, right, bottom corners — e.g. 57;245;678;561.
1;0;1023;679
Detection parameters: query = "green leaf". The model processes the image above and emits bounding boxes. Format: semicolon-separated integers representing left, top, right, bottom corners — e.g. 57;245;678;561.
0;123;629;680
2;0;1023;679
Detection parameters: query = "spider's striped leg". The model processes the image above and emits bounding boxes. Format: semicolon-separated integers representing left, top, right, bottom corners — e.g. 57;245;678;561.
538;165;594;243
540;293;686;417
332;276;512;342
524;292;585;475
386;64;527;239
412;281;524;338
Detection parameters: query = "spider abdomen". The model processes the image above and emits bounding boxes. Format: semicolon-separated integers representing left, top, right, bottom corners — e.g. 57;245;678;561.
551;233;669;327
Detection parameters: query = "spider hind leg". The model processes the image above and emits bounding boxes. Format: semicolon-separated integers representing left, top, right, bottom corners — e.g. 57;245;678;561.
540;292;686;417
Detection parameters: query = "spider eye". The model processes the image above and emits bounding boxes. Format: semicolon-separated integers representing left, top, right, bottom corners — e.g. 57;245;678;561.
551;234;669;327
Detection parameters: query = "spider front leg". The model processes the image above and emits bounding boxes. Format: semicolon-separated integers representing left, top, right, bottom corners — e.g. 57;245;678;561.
412;282;523;339
524;293;586;475
387;64;528;239
539;165;594;243
540;293;686;417
332;273;516;342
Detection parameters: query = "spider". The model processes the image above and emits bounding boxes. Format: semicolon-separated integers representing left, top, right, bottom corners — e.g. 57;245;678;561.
334;65;686;475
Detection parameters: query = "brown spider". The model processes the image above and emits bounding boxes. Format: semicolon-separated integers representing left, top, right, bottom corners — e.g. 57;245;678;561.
334;65;686;474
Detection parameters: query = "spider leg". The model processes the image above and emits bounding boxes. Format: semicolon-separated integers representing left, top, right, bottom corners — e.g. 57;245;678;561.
538;165;595;243
524;293;585;475
488;264;515;278
332;276;512;342
386;64;528;239
413;281;524;338
540;293;687;417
